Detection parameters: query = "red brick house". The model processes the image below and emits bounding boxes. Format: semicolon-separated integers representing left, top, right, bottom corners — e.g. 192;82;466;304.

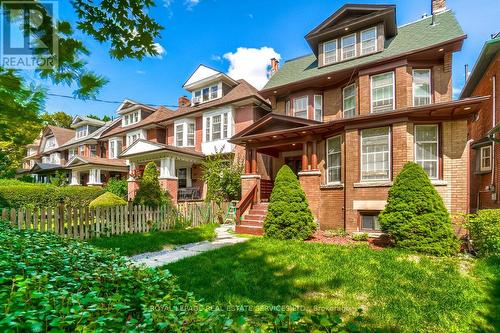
462;34;500;210
231;2;489;235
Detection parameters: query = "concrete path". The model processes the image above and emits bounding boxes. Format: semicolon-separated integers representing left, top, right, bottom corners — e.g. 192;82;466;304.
129;224;248;268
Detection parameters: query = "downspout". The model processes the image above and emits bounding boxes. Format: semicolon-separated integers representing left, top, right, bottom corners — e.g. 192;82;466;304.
492;75;497;201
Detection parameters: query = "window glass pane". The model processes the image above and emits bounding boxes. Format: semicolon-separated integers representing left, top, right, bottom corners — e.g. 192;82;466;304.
202;88;210;101
362;215;380;230
314;95;323;121
205;117;211;141
371;72;394;113
211;85;218;99
324;40;337;64
481;146;492;171
413;70;431;106
361;27;377;54
415;125;438;179
212;115;221;140
343;84;356;118
327;136;341;183
187;123;195;146
176;124;184;146
294;97;308;119
222;113;229;139
342;34;356;60
361;127;390;181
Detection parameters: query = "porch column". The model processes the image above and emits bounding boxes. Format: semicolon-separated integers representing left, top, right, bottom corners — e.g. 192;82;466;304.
88;168;102;185
251;148;257;174
311;141;318;170
302;142;309;171
159;156;178;205
244;148;251;174
70;170;80;186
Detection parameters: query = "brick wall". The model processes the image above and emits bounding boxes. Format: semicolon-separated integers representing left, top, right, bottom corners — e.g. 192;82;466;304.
298;172;321;219
323;87;343;121
159;178;178;205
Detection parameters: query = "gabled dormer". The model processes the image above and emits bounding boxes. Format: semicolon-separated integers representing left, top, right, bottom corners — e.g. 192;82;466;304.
182;65;238;105
71;116;105;139
305;4;397;67
116;99;156;127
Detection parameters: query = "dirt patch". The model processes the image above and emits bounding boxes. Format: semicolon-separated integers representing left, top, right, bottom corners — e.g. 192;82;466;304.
306;230;389;250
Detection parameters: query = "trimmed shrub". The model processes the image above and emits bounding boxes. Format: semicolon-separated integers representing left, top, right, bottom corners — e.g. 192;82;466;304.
352;233;369;241
0;178;37;186
379;162;459;256
90;192;127;208
264;165;316;240
466;209;500;257
104;177;128;198
0;184;104;209
134;162;169;208
0;222;366;332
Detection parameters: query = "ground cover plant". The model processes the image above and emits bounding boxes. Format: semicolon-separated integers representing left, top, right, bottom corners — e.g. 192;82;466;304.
264;165;316;240
88;223;219;256
166;238;500;333
0;222;368;332
379;162;459;256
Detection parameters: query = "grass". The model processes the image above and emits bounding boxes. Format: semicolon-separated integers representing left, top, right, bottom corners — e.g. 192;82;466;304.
88;223;218;256
165;238;500;333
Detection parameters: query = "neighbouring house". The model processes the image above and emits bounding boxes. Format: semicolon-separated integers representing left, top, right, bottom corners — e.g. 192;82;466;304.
462;34;500;210
117;65;270;203
230;1;490;235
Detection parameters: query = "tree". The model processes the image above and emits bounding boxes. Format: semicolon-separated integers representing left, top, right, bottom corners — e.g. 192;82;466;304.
133;162;169;208
50;171;68;187
378;162;459;256
41;111;73;128
87;114;111;122
104;178;128;198
263;165;316;240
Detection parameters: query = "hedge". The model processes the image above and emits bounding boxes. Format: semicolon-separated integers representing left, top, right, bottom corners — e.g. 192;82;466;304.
0;185;105;209
90;192;127;208
0;222;367;332
466;209;500;257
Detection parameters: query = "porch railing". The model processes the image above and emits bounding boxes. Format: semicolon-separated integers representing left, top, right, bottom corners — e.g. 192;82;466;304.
235;183;257;225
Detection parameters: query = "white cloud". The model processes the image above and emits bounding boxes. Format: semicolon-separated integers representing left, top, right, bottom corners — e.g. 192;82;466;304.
185;0;199;10
150;43;166;59
248;13;254;19
453;86;462;98
136;70;146;75
162;0;172;7
211;54;222;61
223;47;281;90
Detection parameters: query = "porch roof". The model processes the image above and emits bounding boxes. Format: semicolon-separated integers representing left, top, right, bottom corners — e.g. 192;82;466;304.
29;162;66;174
65;156;128;170
120;139;204;160
229;96;489;147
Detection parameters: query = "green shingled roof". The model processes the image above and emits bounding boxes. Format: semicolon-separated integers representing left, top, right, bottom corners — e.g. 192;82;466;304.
264;10;464;91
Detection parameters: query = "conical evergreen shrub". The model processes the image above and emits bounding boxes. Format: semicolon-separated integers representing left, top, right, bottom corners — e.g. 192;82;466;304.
133;162;170;208
263;165;316;240
378;162;459;256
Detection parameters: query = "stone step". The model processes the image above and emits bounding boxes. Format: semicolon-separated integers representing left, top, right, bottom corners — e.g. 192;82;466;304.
235;225;263;236
249;209;267;215
240;220;263;227
244;214;265;222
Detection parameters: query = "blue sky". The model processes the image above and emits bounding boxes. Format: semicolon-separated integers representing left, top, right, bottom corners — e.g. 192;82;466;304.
43;0;499;118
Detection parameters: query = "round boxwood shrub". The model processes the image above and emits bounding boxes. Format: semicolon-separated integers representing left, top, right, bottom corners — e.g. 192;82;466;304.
89;192;127;208
466;209;500;257
378;162;459;256
263;165;316;240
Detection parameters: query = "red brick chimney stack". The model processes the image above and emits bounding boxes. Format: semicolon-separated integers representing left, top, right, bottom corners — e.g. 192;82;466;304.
270;58;279;76
178;96;191;108
431;0;446;15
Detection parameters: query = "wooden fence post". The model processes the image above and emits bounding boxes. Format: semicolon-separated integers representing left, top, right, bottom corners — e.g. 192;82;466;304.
57;202;65;236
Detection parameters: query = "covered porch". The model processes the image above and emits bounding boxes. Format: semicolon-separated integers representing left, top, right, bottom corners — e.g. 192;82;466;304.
121;139;205;204
66;156;128;187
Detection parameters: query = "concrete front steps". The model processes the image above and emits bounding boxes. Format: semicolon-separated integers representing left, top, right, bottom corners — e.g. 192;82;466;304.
235;202;268;236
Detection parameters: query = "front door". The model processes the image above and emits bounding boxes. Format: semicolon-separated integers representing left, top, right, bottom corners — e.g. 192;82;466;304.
284;156;302;175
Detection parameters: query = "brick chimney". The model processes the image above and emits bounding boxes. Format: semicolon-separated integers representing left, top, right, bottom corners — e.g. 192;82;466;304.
178;96;191;108
270;58;279;76
432;0;446;14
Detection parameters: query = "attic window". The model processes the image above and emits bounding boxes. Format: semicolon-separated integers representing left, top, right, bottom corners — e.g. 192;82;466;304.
361;27;377;55
76;126;88;138
323;40;337;64
341;33;356;60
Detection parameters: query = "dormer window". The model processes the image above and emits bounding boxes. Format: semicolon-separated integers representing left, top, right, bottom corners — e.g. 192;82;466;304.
341;33;356;60
361;27;377;55
76;126;88;138
46;137;56;149
123;111;140;127
193;83;221;104
210;85;218;99
323;40;337;65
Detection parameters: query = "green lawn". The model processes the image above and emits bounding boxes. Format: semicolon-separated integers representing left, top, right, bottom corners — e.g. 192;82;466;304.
88;223;218;256
165;238;500;333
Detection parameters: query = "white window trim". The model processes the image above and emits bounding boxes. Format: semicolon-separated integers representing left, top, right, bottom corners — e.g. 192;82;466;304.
293;96;309;119
360;26;378;55
108;137;123;159
203;108;232;143
326;135;342;184
341;33;357;60
193;82;222;104
313;95;323;121
360;127;391;182
343;83;357;118
370;72;395;113
323;39;337;65
412;69;432;106
75;125;89;139
122;111;141;127
480;146;492;172
126;129;144;146
414;124;439;179
174;119;196;147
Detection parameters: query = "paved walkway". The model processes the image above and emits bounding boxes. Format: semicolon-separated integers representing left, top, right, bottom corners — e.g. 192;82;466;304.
129;224;248;268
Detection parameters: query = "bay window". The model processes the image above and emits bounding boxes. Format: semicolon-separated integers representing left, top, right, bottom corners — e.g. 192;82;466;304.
175;124;184;146
222;113;229;139
323;40;337;64
371;72;394;113
414;125;439;179
293;96;308;119
126;130;143;146
212;115;221;140
341;33;356;60
204;111;232;142
361;127;390;181
187;123;195;146
174;121;195;147
326;136;341;184
109;139;122;159
480;146;492;172
89;144;97;157
413;69;432;106
343;84;356;118
314;95;323;121
205;118;211;141
361;27;377;55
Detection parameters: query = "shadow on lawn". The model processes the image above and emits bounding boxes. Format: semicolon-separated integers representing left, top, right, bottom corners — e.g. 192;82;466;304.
473;256;500;333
